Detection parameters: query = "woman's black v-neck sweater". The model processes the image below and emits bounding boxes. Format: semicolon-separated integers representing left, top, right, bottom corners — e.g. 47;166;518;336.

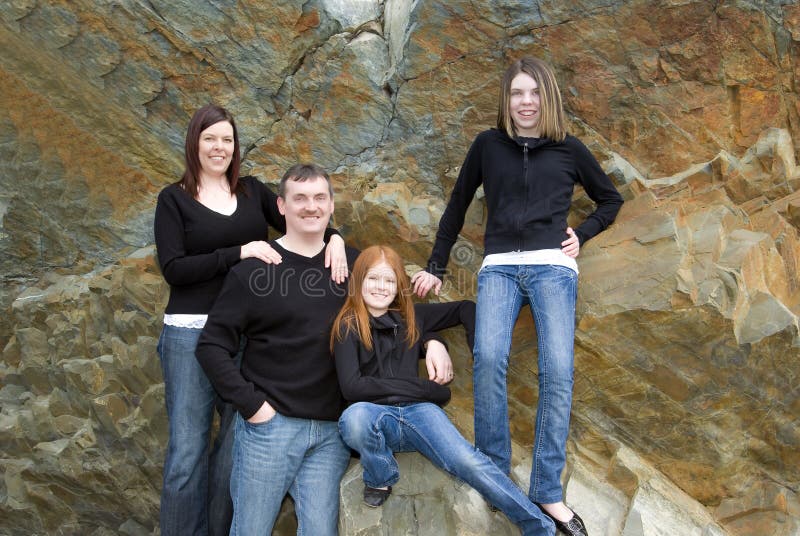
154;176;284;315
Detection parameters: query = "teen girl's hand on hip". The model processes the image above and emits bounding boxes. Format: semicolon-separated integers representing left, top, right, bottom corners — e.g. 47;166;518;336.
411;270;443;298
561;227;580;258
241;240;283;264
325;234;349;284
247;401;277;424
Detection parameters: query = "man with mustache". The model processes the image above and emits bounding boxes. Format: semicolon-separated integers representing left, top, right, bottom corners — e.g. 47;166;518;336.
196;163;453;535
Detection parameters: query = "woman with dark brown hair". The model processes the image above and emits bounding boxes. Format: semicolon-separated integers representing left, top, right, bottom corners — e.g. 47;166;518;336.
153;104;347;536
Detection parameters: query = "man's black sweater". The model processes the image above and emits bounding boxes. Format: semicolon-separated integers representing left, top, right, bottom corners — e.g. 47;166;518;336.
195;242;360;421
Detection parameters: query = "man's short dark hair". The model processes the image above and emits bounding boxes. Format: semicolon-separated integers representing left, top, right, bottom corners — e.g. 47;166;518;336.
278;163;333;197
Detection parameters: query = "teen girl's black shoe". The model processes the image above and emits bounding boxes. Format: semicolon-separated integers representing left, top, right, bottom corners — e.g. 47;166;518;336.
363;485;392;507
535;504;588;536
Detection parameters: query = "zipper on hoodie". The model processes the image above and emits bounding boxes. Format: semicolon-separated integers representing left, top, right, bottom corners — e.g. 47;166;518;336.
518;142;529;251
387;323;399;376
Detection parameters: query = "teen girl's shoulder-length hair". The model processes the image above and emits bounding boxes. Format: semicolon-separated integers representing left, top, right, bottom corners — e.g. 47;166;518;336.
496;57;567;142
179;103;243;198
330;245;419;352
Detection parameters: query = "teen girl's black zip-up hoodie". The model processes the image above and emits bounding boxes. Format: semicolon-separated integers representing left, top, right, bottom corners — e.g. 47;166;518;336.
426;129;624;279
333;301;476;407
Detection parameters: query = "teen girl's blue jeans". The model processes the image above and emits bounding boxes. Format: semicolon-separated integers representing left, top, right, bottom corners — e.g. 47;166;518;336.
473;264;578;505
157;324;236;536
339;401;555;535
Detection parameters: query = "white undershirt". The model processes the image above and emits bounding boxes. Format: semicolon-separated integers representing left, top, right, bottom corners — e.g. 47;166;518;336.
163;313;208;329
480;248;578;274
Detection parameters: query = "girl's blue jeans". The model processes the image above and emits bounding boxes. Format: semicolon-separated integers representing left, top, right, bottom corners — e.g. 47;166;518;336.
339;401;555;535
473;263;578;504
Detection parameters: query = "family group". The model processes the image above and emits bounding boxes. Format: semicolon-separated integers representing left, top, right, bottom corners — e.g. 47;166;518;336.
153;57;623;536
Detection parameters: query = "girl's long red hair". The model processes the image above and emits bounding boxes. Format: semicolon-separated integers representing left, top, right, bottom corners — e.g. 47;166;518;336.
330;245;419;352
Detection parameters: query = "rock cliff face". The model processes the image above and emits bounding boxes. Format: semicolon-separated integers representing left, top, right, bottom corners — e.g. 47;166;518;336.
1;1;798;535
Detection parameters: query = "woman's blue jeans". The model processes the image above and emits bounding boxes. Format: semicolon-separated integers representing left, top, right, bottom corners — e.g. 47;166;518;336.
339;401;555;535
473;264;578;504
157;324;236;536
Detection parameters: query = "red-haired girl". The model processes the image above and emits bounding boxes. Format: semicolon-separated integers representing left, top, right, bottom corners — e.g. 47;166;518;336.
331;245;555;535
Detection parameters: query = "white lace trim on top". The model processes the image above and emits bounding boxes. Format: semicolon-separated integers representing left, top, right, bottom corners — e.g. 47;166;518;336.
163;314;208;329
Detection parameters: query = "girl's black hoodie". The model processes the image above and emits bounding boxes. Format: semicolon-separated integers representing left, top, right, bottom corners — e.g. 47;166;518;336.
333;301;476;406
426;129;624;278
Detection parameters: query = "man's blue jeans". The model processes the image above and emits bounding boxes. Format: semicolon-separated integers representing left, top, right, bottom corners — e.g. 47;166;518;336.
157;324;235;536
230;412;351;536
339;401;555;536
473;264;578;505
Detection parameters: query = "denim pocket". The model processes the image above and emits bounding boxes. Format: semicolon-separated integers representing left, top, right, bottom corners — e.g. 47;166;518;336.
531;265;578;301
477;263;513;279
244;411;279;429
545;264;578;279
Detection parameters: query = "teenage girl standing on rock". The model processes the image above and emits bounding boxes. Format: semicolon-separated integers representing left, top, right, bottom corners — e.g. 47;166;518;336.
412;57;624;536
